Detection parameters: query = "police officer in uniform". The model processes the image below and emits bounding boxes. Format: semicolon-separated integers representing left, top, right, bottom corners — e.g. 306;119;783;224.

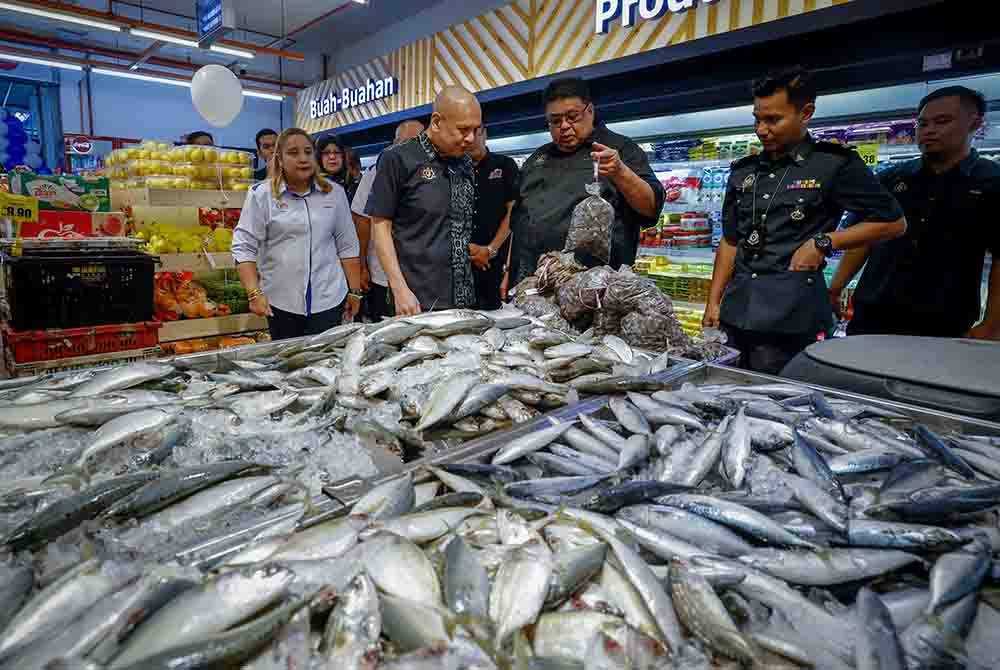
704;67;907;374
832;86;1000;340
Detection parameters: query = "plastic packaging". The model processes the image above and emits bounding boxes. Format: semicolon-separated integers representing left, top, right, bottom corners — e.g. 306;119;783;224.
564;183;613;263
557;265;615;326
535;251;585;294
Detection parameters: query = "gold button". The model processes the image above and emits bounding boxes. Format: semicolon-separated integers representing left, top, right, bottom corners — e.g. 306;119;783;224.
770;173;776;178
751;273;758;278
763;194;770;200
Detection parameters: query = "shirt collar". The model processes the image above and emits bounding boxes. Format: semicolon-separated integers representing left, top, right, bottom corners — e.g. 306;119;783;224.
417;131;473;176
277;180;318;198
761;134;814;167
916;149;980;179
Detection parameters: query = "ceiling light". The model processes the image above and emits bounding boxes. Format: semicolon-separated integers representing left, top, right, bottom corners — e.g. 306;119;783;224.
244;90;284;101
92;67;191;87
0;1;123;32
0;51;82;71
130;28;199;48
210;44;255;59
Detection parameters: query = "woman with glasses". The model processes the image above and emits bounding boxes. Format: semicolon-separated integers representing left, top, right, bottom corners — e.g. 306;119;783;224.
316;135;361;202
509;77;665;284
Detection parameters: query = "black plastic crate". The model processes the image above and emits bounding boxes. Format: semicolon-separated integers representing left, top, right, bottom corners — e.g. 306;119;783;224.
2;252;155;330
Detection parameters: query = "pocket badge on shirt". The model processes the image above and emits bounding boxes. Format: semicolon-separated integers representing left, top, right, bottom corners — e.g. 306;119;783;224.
894;181;907;193
790;207;806;221
741;174;756;190
489;168;503;180
421;166;436;181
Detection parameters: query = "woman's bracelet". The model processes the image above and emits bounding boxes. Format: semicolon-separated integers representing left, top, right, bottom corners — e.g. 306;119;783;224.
247;288;263;301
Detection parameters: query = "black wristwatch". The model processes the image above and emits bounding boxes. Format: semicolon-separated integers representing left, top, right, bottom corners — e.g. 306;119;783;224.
814;233;834;257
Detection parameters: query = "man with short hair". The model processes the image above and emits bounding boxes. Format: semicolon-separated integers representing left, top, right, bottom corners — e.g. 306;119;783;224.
705;66;907;374
186;131;214;146
351;119;425;321
366;87;482;315
832;86;1000;340
469;125;519;309
510;77;664;283
254;128;278;181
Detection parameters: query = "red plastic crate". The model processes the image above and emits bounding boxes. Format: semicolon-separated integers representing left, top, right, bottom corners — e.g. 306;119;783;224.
3;321;162;364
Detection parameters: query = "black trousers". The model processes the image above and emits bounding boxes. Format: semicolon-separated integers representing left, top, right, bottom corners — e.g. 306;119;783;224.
268;304;343;341
474;263;504;310
722;325;820;376
366;283;392;322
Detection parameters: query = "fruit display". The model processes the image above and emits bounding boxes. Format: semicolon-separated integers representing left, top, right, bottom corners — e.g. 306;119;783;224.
133;223;233;254
107;140;253;192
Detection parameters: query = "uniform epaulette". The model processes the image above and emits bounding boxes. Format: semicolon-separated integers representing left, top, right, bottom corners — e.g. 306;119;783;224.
814;141;856;156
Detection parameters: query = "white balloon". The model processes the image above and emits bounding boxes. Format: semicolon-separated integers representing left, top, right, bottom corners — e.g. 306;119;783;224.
190;65;244;128
24;154;42;169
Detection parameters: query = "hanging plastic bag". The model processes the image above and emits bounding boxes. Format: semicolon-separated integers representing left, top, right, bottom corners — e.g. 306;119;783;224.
564;183;613;264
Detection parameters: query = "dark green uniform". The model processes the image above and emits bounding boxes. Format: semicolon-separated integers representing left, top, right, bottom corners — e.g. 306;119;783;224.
720;136;903;374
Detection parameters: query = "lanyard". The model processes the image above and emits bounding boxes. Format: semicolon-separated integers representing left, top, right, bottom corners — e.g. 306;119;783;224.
751;164;793;228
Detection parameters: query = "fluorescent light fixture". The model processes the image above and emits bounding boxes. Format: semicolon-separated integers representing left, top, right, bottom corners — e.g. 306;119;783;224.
130;28;199;48
0;1;122;31
244;90;284;101
0;51;82;71
92;67;191;87
210;44;255;59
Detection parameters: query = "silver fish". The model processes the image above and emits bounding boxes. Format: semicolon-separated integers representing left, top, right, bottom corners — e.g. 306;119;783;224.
324;573;381;670
70;362;175;397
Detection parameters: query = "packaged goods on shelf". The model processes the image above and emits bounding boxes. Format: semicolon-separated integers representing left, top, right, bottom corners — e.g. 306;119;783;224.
19;211;126;238
10;171;110;212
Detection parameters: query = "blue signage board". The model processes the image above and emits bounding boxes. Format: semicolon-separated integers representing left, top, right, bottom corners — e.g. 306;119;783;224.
197;0;226;43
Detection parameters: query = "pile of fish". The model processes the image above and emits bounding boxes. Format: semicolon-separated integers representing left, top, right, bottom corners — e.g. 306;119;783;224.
2;374;1000;669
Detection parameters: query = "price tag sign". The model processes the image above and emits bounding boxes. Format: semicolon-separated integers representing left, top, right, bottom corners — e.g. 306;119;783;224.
0;192;39;238
856;143;880;168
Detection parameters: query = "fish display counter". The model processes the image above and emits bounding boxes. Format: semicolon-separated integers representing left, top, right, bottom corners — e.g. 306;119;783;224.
3;345;1000;667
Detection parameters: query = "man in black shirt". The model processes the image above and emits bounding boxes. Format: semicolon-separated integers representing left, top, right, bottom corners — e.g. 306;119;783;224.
366;86;482;315
832;86;1000;341
510;77;664;282
253;128;277;181
469;126;519;309
705;66;907;374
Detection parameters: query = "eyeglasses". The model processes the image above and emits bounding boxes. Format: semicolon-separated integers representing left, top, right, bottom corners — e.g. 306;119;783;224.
546;104;591;128
322;150;343;157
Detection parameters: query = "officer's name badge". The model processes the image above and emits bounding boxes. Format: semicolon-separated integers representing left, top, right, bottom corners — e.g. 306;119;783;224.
789;179;821;190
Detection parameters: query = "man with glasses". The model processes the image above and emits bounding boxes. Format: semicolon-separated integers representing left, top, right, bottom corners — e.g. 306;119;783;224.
367;87;482;315
509;77;664;283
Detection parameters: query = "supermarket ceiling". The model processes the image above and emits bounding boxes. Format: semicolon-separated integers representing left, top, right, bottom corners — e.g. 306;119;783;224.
0;0;448;85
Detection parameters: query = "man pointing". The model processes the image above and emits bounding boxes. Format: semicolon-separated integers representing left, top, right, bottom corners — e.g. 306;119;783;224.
510;77;664;282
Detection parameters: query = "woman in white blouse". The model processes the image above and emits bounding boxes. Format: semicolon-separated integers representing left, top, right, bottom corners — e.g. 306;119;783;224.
233;128;364;340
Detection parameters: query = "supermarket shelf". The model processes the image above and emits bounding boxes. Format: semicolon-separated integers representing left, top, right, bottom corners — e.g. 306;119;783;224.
638;246;716;264
112;188;247;210
653;159;732;169
159;313;266;342
157;252;235;273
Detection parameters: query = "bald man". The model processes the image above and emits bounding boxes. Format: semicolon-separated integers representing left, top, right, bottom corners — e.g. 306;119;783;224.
366;87;482;314
352;119;425;322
